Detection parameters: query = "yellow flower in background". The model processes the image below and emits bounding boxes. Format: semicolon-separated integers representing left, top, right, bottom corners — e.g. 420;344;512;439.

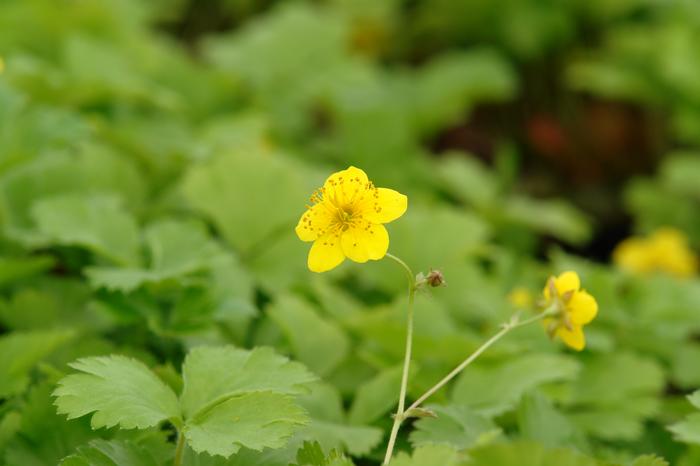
0;56;4;74
296;166;407;273
613;227;697;278
541;271;598;351
508;287;533;309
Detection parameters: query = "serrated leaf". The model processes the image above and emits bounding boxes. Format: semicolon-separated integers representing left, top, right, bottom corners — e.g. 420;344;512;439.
60;439;159;466
294;441;354;466
87;220;227;292
31;194;140;266
179;346;316;419
267;295;350;376
452;354;580;416
184;391;308;457
0;329;74;398
53;355;181;430
669;413;700;445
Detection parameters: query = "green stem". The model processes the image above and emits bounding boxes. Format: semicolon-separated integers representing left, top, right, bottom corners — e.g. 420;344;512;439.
382;253;416;466
406;311;549;413
173;431;185;466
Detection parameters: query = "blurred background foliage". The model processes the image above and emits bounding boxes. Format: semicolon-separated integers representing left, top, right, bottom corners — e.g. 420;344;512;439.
0;0;699;465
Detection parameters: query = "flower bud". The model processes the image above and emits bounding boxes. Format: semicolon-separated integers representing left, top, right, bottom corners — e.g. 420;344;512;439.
426;269;446;287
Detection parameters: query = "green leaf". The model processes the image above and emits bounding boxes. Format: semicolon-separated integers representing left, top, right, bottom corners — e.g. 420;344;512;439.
0;147;144;245
517;392;585;450
452;354;580;416
4;381;95;466
0;255;55;288
87;219;227;292
669;413;700;445
461;441;605;466
182;146;312;254
267;295;350;376
630;455;669;466
436;155;499;207
60;439;159;466
296;383;382;457
53;355;181;430
567;353;664;441
179;346;316;419
0;329;74;398
502;197;591;245
294;441;355;466
348;366;403;425
689;390;700;409
389;444;462;466
409;404;500;450
31;194;140;266
183;391;308;457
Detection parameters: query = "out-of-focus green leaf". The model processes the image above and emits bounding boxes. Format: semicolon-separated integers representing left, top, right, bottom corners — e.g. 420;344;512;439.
409;404;500;449
0;329;74;398
389;444;461;466
60;439;159;466
452;354;580;416
461;440;604;466
32;194;140;266
182;146;313;255
267;295;350;377
87;220;228;292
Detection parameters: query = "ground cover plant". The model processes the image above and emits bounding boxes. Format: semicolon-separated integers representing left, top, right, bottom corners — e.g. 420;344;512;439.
0;1;700;465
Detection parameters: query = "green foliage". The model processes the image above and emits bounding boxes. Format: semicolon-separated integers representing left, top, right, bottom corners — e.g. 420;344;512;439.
54;355;181;430
54;346;316;458
669;391;700;445
0;0;696;464
0;329;74;398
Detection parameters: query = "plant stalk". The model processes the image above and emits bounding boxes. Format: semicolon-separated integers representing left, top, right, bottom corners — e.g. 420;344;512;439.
383;253;416;465
173;430;186;466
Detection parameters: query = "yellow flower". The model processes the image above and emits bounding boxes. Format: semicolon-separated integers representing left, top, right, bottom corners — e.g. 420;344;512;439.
296;166;407;273
0;56;4;74
613;227;697;278
541;271;598;351
508;287;533;309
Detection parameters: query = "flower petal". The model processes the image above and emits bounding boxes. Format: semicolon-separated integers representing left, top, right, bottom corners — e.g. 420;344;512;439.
323;166;370;206
340;222;389;263
569;290;598;325
555;325;585;351
554;271;580;296
360;188;408;224
295;204;335;242
308;234;345;273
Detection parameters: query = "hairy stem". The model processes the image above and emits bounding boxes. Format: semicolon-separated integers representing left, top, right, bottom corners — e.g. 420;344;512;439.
383;253;416;465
